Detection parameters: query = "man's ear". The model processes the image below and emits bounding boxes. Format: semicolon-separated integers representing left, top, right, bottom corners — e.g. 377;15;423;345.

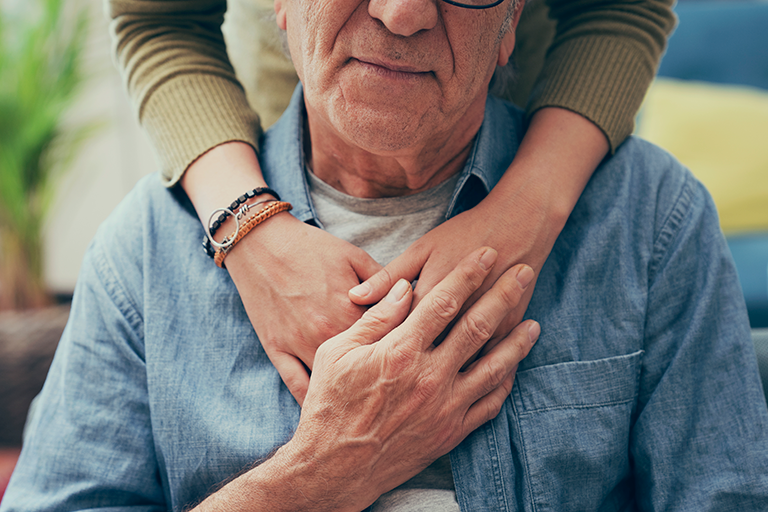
275;0;288;30
497;0;525;67
497;30;515;67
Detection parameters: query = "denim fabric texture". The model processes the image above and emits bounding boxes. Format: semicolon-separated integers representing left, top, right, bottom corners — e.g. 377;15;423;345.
3;85;768;511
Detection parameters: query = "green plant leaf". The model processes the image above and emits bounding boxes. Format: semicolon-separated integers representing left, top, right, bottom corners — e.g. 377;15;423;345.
0;0;97;308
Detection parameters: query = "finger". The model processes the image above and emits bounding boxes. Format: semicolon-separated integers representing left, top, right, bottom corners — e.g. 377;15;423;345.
348;244;428;305
461;373;514;438
330;279;413;353
438;264;534;370
349;247;383;283
458;319;539;413
474;273;537;362
392;247;497;352
271;351;311;406
410;257;452;310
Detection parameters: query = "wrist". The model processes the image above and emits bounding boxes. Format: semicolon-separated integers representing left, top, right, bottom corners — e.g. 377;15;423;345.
223;210;301;268
182;141;270;225
240;439;363;512
191;441;330;512
211;201;294;268
491;156;581;230
490;106;609;231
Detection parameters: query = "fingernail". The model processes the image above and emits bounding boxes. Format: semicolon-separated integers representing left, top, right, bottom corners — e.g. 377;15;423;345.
516;266;534;289
528;321;541;344
350;282;371;298
386;279;410;303
478;248;498;271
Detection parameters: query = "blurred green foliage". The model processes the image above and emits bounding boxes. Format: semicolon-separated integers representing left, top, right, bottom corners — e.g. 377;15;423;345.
0;0;92;309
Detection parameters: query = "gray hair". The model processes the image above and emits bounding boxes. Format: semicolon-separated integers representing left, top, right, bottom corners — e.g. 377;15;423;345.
490;0;520;96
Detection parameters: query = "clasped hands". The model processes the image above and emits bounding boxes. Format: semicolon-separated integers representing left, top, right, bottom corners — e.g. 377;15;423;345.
198;246;538;511
226;202;543;406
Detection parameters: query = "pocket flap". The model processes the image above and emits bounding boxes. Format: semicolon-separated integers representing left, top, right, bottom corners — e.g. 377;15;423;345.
513;350;644;414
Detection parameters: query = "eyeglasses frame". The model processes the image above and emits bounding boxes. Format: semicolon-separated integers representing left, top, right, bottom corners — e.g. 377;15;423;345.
440;0;505;10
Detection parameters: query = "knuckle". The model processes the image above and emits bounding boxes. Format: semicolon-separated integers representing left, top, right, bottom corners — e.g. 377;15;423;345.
428;290;461;322
462;311;495;346
519;340;534;361
480;361;508;393
384;347;412;376
360;305;391;331
380;336;421;377
412;370;442;402
306;311;339;339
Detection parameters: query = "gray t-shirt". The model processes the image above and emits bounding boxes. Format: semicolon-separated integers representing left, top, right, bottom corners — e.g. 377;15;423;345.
307;169;462;511
307;170;460;266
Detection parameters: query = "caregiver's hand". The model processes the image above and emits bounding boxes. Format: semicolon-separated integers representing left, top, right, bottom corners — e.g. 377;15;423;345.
349;107;609;356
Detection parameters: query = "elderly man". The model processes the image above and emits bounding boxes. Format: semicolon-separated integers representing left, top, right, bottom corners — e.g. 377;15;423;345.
3;0;768;509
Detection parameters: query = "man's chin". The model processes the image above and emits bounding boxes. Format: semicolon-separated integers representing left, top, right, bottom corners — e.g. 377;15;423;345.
329;104;434;154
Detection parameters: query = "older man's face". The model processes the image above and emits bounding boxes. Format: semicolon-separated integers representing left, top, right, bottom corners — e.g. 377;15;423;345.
276;0;518;155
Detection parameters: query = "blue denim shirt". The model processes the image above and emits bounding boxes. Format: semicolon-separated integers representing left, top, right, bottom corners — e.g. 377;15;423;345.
4;86;768;511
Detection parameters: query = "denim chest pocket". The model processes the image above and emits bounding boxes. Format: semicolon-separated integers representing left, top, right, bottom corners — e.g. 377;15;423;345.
510;350;643;511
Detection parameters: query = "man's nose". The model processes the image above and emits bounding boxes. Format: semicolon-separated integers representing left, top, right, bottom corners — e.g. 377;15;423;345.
368;0;438;37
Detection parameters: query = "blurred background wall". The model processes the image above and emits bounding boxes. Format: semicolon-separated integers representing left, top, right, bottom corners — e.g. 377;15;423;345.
34;0;768;299
32;0;156;295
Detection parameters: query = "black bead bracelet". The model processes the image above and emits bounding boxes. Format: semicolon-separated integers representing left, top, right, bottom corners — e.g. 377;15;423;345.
208;187;281;235
202;187;281;258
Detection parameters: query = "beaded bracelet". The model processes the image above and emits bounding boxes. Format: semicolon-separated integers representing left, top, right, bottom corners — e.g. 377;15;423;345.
202;199;277;257
214;201;293;268
208;187;281;236
201;187;281;258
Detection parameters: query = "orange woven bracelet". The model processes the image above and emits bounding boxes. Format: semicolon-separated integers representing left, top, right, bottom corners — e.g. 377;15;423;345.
214;201;292;268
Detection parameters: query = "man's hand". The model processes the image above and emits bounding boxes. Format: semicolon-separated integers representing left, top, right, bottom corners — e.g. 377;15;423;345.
194;248;538;512
289;249;538;510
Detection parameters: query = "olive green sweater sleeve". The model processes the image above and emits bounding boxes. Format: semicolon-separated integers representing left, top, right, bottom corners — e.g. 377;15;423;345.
528;0;676;152
104;0;261;186
105;0;675;185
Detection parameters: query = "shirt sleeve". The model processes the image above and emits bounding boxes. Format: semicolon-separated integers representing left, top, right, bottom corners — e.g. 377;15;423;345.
0;234;165;511
104;0;262;186
527;0;677;153
632;171;768;509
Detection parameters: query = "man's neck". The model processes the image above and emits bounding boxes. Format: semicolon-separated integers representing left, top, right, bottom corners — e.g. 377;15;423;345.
303;95;486;199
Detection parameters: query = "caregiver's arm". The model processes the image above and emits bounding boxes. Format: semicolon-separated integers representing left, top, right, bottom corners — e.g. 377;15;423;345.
351;0;676;344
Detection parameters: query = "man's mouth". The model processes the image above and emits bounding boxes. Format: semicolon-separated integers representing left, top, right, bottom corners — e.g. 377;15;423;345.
352;57;433;79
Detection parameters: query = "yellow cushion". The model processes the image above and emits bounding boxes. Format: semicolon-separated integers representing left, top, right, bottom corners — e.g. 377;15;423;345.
636;78;768;234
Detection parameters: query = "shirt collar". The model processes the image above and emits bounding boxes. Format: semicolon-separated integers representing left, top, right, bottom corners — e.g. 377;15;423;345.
259;83;525;222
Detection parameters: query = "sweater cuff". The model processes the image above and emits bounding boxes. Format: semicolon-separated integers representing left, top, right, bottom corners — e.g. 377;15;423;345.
527;35;655;153
141;75;263;187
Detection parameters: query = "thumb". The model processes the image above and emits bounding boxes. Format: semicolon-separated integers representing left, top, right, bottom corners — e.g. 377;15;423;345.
349;247;383;282
349;246;427;305
331;279;413;353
